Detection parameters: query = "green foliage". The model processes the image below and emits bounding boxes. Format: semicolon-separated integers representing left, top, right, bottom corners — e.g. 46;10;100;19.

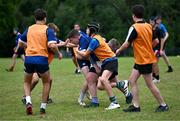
0;0;179;57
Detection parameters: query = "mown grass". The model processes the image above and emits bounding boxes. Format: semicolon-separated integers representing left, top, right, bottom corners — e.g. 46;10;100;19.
0;57;179;121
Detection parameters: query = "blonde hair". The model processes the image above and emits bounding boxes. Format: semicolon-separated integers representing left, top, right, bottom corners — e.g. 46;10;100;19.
47;23;59;32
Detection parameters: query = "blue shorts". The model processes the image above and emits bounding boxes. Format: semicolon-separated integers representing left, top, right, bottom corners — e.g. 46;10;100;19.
24;63;49;74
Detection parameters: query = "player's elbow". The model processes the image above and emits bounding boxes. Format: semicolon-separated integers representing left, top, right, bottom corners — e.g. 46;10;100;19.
48;43;56;49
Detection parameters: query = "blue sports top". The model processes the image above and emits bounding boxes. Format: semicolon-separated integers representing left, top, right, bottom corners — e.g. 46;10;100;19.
20;27;57;64
159;24;167;36
78;31;91;51
15;33;21;46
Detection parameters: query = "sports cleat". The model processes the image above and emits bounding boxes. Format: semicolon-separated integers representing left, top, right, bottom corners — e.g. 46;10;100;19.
40;108;46;114
153;78;160;83
26;103;33;115
5;67;14;72
78;98;86;106
125;92;133;104
86;91;92;100
75;69;81;74
47;98;53;104
123;105;140;112
84;102;99;108
21;96;26;105
167;67;173;73
105;102;120;110
155;105;169;112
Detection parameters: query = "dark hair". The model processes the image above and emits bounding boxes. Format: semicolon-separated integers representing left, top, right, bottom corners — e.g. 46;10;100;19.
132;4;144;18
67;29;80;38
154;15;162;21
149;16;155;21
13;28;19;32
87;22;100;35
34;9;47;21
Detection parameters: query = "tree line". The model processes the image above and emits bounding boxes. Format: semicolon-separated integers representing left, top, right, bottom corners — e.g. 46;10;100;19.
0;0;179;57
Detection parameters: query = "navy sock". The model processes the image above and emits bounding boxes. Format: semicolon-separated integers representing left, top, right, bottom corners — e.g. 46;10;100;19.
109;96;117;103
91;97;99;104
116;81;124;89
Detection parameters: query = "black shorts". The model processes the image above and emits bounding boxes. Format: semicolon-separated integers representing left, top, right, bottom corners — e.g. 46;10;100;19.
24;63;49;74
89;67;97;73
77;59;90;69
101;59;118;80
69;48;75;56
133;63;153;74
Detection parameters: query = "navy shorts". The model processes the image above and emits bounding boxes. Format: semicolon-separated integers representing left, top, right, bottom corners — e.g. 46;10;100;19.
77;59;91;69
133;63;153;74
24;63;49;74
101;59;118;80
16;48;25;55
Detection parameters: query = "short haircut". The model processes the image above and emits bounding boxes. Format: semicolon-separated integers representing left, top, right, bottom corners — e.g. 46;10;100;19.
155;15;162;20
67;29;80;38
132;4;144;18
48;23;59;32
34;9;47;21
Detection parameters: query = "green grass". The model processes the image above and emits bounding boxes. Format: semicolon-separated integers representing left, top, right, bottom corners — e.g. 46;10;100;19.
0;57;180;121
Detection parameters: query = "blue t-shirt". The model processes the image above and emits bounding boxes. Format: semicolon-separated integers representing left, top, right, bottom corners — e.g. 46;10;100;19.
87;38;99;52
78;32;91;51
159;24;167;35
15;33;21;46
20;27;57;64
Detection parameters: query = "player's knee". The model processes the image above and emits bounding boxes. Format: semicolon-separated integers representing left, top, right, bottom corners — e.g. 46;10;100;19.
86;75;95;85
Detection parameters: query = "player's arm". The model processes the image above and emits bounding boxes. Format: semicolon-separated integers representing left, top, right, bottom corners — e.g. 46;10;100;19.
152;29;159;48
77;38;99;58
161;25;169;42
160;33;168;52
15;29;28;53
47;28;63;59
66;42;77;48
77;49;91;58
160;25;169;52
90;56;101;75
116;26;137;55
56;38;69;47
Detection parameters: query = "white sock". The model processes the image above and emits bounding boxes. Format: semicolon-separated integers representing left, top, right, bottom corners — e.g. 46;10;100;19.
160;103;166;106
133;103;140;108
26;96;32;104
40;103;47;109
79;91;86;101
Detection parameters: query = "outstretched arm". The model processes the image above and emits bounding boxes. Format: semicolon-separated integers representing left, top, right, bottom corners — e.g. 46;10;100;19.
116;26;137;55
116;41;130;55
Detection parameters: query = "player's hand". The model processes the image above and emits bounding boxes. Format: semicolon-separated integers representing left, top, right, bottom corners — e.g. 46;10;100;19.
64;39;70;46
160;50;164;56
58;52;63;60
13;47;16;52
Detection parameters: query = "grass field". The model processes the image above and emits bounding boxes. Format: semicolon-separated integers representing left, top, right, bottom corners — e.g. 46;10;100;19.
0;57;180;121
